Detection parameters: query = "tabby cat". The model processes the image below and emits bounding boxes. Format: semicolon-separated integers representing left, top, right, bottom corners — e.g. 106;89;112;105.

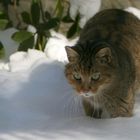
65;9;140;118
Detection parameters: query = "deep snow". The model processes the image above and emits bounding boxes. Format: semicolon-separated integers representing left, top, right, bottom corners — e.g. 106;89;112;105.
0;7;140;140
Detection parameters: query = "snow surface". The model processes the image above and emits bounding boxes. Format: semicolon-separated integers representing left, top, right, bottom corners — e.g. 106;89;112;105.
0;7;140;140
69;0;101;27
0;49;140;140
45;30;78;63
125;7;140;19
0;28;18;62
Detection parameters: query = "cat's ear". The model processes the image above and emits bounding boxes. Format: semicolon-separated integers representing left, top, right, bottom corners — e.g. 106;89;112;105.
95;47;112;64
65;46;79;62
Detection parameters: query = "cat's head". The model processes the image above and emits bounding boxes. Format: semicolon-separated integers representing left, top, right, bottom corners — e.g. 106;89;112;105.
65;42;117;98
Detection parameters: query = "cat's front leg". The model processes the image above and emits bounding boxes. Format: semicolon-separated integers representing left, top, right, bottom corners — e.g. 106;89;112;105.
105;97;134;118
82;99;102;118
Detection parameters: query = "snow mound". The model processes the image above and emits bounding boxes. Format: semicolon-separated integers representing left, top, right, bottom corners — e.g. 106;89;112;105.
0;28;19;61
125;7;140;19
45;30;78;63
69;0;101;27
0;53;140;140
9;49;46;72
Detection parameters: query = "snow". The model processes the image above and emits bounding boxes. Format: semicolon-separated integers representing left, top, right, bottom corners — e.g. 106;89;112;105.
9;49;46;72
69;0;101;27
125;7;140;19
0;7;140;140
0;28;18;62
45;30;78;63
0;53;140;140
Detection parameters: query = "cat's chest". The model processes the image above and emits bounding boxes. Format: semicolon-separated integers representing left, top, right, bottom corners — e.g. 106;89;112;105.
86;97;110;118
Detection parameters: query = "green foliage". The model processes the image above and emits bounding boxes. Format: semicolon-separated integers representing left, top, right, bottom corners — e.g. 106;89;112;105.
43;18;60;30
1;0;20;6
12;31;33;43
0;11;11;30
31;0;40;26
54;0;64;19
0;0;81;55
45;11;51;20
67;14;80;38
0;11;7;19
0;41;5;58
0;6;12;58
18;36;34;51
21;12;31;24
13;0;63;51
0;19;9;30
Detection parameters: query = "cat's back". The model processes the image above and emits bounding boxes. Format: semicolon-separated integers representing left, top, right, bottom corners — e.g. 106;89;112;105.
85;9;139;25
79;9;140;92
79;9;140;42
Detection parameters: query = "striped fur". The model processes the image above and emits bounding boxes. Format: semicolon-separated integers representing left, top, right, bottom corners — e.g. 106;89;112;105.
65;9;140;118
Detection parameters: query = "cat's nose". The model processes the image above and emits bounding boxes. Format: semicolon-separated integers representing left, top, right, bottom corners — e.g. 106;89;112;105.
81;89;89;93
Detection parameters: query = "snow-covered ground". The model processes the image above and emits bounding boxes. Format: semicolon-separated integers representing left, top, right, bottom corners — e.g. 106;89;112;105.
0;49;140;140
0;7;140;140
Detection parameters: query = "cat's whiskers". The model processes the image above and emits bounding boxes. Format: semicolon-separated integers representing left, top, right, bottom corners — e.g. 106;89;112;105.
63;91;83;117
73;94;83;115
67;96;76;116
62;91;75;116
72;94;79;114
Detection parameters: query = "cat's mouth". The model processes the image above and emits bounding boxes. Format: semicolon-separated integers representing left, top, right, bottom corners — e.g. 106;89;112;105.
80;92;94;98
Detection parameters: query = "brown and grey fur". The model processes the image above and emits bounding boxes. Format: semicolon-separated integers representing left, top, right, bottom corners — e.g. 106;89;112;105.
65;9;140;118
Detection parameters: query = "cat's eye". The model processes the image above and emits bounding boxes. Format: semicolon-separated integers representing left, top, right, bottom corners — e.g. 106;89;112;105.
73;72;81;80
91;72;100;81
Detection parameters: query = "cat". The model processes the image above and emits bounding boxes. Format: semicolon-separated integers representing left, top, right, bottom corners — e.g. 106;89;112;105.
65;9;140;118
